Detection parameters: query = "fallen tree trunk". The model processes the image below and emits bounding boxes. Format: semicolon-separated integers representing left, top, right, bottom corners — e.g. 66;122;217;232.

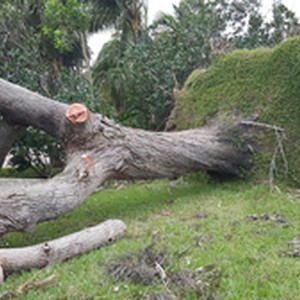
0;78;254;235
0;219;126;282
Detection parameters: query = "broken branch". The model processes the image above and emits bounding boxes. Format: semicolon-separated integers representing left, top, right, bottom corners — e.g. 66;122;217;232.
0;220;126;281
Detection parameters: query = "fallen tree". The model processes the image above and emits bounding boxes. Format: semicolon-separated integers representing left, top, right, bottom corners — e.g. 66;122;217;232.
0;78;259;280
0;78;255;236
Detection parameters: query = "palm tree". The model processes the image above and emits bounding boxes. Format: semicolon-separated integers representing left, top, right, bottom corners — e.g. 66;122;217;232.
90;0;146;29
89;0;122;31
92;0;149;114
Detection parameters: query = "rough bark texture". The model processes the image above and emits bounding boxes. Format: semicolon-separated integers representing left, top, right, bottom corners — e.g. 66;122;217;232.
0;219;126;281
0;119;21;168
0;78;254;235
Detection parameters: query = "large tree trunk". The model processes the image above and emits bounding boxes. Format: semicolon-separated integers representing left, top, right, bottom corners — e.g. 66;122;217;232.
0;78;254;235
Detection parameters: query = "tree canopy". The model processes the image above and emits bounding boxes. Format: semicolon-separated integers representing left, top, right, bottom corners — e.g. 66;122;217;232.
93;0;300;130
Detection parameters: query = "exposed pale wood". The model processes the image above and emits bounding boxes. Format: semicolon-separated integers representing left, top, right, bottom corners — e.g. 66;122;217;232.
0;220;126;279
0;266;3;284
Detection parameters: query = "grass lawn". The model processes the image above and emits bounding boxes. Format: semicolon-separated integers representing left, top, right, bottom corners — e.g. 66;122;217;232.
0;176;299;299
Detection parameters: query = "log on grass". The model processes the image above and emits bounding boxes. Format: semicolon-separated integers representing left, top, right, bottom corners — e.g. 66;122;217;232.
0;219;126;282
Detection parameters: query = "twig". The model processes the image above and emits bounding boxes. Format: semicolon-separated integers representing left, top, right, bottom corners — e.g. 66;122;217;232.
269;144;279;187
275;130;288;176
242;120;288;188
155;262;170;291
0;274;56;299
241;120;284;132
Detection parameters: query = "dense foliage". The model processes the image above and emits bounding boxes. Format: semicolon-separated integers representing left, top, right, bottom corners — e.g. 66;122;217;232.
0;0;99;176
93;0;300;130
172;37;300;185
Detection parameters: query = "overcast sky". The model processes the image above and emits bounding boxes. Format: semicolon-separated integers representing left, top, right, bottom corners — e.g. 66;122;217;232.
88;0;300;63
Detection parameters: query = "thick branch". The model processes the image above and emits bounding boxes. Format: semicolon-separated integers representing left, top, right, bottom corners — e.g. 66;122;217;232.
0;158;115;235
118;126;252;179
0;220;126;280
0;79;67;139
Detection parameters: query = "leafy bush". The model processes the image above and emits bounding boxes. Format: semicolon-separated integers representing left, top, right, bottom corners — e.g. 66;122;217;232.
172;37;300;185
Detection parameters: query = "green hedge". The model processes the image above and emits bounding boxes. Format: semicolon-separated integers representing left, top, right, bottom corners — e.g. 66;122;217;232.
173;37;300;185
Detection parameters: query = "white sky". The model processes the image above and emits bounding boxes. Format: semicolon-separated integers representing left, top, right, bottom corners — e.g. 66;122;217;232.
88;0;300;64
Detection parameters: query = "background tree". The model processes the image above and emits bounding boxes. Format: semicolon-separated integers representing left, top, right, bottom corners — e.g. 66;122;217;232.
234;3;300;48
93;0;300;130
0;0;100;176
40;0;91;70
92;0;148;117
93;0;260;129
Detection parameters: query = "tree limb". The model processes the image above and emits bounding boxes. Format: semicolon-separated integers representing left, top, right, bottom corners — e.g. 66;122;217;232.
0;79;67;139
0;220;126;281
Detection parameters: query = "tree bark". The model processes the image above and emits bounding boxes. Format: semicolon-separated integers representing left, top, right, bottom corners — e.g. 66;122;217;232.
0;78;254;235
0;119;21;168
0;219;126;281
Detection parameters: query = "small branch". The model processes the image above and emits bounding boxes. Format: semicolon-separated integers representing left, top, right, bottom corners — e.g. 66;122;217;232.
0;220;126;280
241;121;284;132
242;120;288;188
275;130;288;176
0;274;56;299
155;262;170;291
269;128;288;189
269;144;279;187
0;267;3;284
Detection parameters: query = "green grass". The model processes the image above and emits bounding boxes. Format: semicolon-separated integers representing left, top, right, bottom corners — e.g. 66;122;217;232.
0;177;299;299
0;168;40;178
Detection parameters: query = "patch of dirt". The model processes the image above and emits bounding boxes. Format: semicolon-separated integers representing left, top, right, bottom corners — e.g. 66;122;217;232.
171;264;221;293
246;212;289;224
180;211;209;222
280;237;300;258
194;233;211;249
107;245;167;285
147;292;178;300
106;245;221;299
192;212;209;219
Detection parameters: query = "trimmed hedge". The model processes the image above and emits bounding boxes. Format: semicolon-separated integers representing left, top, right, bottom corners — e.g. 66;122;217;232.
172;37;300;185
